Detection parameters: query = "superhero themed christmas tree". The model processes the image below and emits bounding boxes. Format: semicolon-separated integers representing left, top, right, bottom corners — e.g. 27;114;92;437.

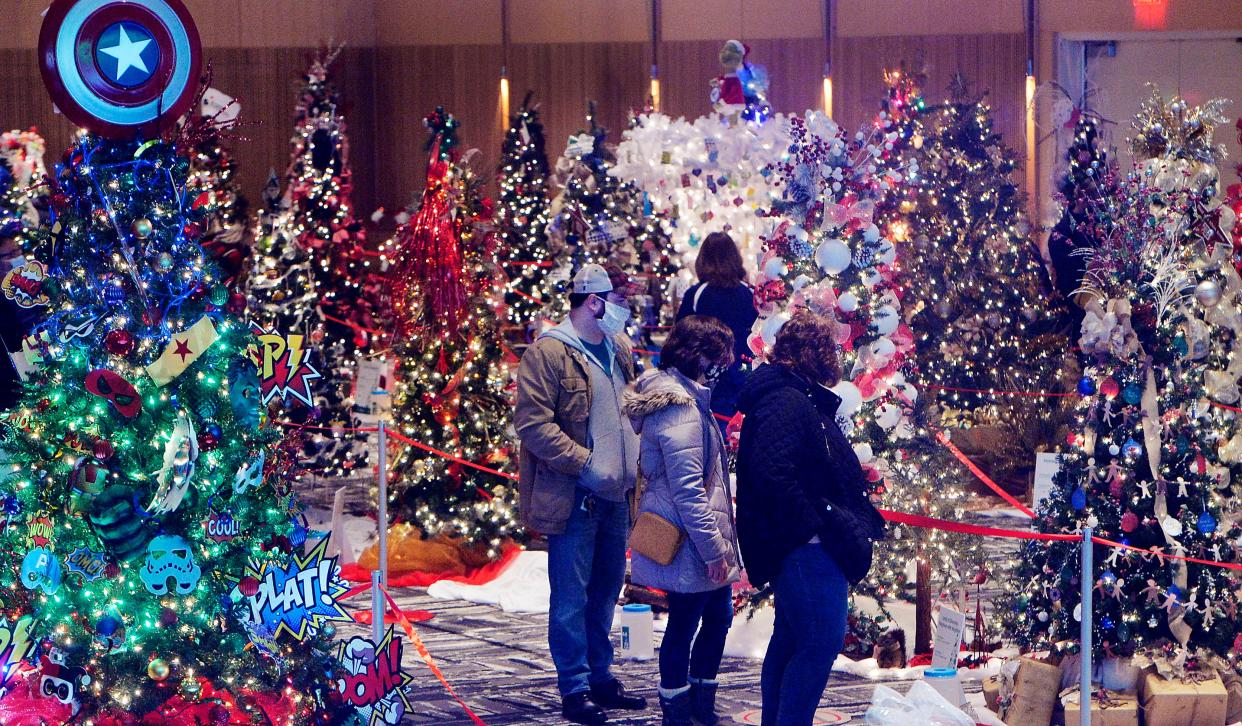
384;110;519;559
497;92;553;331
1010;91;1242;669
0;1;410;720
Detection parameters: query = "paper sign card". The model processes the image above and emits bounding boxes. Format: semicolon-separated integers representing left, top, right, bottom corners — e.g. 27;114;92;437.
1033;452;1061;510
930;606;967;670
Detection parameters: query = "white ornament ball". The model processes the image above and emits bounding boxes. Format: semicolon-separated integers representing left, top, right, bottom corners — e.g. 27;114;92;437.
815;239;852;275
853;443;874;464
837;292;859;313
875;402;902;429
873;305;899;336
760;313;791;345
871;337;896;360
1108;444;1120;456
791;274;813;291
863;224;881;243
762;256;788;281
831;381;863;416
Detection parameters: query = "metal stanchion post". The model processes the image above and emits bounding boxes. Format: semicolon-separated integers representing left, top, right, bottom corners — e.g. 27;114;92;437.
371;569;383;644
378;420;389;588
1080;517;1095;726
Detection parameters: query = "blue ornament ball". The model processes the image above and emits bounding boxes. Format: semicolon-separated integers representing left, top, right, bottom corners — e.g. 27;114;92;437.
1122;383;1142;405
1071;487;1087;510
1198;511;1218;535
97;616;121;636
1078;377;1096;396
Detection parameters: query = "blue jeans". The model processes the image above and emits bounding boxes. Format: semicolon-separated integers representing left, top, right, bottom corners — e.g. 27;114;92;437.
547;488;630;697
660;585;733;690
761;543;848;726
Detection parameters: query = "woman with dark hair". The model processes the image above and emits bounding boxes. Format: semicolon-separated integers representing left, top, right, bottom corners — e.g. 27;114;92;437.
623;315;741;726
735;311;885;726
676;232;758;425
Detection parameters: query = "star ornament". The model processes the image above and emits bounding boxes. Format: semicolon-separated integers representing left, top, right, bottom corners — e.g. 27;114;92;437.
173;338;193;362
96;21;157;87
231;537;352;643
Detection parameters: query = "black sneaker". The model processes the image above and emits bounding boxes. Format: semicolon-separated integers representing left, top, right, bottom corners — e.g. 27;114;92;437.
562;692;608;725
590;678;648;711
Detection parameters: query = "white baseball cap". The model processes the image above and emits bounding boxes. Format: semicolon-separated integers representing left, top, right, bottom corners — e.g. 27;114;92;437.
572;263;614;295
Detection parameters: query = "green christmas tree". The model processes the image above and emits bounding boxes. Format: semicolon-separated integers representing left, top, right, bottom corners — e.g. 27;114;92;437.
384;109;519;556
497;92;553;331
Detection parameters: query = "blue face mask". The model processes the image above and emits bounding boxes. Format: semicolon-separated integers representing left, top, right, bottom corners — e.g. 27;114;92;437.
599;300;631;337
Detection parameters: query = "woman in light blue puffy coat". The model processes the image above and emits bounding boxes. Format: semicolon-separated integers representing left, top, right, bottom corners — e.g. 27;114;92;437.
623;315;741;726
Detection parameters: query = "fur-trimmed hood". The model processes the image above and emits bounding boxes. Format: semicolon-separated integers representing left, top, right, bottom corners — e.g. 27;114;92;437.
623;368;710;433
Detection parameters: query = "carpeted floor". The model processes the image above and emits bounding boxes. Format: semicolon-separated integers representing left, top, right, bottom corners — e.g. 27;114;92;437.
334;590;944;725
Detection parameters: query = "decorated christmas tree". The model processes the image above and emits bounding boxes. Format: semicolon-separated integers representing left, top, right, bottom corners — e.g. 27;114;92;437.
186;83;249;292
497;92;553;332
895;76;1061;424
383;109;519;559
545;104;640;321
1048;112;1113;327
0;2;385;719
0;129;47;242
546;104;676;340
1009;91;1242;668
247;170;318;334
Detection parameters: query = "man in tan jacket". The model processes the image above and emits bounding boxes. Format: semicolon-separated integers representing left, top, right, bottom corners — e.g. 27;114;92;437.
515;263;646;724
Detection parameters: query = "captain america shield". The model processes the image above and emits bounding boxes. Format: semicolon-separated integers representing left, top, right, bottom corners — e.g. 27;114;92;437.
39;0;202;139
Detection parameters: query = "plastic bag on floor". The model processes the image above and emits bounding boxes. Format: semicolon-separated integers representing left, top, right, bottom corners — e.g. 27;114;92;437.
864;681;976;726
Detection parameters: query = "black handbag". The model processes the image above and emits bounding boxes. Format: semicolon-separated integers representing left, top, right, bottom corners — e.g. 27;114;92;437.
818;498;884;585
816;419;886;585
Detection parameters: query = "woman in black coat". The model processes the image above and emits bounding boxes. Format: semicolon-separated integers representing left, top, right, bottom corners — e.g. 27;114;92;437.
735;311;884;726
676;232;758;425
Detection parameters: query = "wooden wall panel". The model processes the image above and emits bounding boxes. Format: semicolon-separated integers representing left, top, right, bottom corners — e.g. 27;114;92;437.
0;47;379;218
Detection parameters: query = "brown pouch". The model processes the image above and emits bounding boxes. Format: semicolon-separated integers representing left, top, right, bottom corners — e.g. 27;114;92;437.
629;512;685;565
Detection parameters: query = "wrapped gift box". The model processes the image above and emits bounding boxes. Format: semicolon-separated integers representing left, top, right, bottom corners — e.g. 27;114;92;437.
1062;689;1139;726
1139;671;1227;726
982;675;1002;713
1004;656;1062;726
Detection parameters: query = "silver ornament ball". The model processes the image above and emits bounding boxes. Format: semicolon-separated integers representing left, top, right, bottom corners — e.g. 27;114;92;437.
1195;279;1222;307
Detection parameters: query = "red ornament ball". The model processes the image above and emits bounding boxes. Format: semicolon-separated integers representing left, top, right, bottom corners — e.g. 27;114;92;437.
196;431;219;452
105;562;121;579
238;576;260;597
1099;377;1121;398
226;293;247;315
1120;511;1139;532
103;330;136;357
93;439;115;460
158;607;178;628
142;306;164;326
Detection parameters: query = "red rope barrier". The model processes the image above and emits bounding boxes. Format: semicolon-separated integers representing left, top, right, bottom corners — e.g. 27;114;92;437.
319;312;391;338
502;260;554;267
879;510;1075;542
917;383;1077;398
385;429;518;482
935;431;1037;518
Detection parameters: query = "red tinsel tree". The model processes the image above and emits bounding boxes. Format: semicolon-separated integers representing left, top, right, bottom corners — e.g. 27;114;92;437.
383;109;519;556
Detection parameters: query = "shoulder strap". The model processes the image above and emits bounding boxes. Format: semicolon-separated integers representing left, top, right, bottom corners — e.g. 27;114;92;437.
692;284;708;314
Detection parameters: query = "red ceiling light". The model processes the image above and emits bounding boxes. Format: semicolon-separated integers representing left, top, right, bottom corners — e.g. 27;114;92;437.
1132;0;1169;30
